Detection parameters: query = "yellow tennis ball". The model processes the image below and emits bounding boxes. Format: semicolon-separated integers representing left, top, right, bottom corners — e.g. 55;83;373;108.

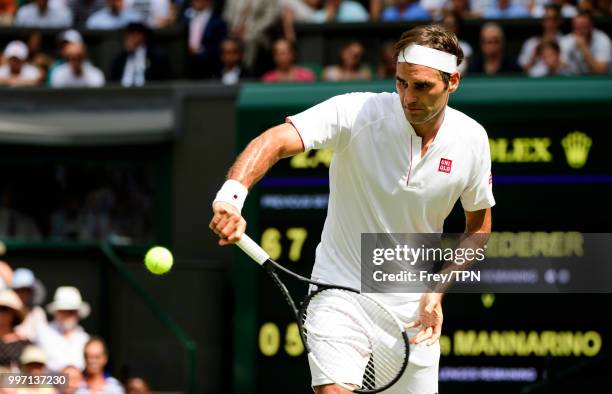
144;246;174;275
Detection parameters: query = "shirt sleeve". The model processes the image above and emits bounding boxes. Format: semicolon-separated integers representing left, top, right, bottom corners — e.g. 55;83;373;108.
286;92;373;152
593;33;611;62
460;129;496;212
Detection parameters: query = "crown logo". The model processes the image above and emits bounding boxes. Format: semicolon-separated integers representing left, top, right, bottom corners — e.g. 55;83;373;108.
561;131;592;169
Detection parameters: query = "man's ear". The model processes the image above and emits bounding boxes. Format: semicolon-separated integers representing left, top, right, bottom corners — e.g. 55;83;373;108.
448;71;460;93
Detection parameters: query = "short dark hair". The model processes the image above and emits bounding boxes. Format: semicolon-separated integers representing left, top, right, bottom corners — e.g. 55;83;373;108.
544;3;561;17
394;25;464;86
539;40;560;53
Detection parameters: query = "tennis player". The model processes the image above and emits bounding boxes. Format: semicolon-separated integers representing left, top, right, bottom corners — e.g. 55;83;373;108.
210;24;494;394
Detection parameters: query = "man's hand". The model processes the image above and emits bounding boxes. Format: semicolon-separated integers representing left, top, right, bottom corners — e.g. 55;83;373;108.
209;202;246;246
405;293;443;346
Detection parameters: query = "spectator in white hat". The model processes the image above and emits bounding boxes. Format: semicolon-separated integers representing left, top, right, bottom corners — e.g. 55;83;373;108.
36;287;90;372
18;345;55;394
13;268;48;343
50;42;105;88
14;0;72;28
0;40;41;87
0;289;30;369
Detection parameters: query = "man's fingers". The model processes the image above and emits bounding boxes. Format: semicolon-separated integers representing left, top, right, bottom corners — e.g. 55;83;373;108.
227;219;246;243
404;319;421;329
413;326;433;344
427;325;442;346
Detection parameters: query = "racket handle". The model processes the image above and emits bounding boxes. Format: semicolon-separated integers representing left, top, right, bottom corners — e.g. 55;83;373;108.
236;234;270;265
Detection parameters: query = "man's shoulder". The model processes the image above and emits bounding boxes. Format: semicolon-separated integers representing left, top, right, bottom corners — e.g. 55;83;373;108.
593;29;611;45
446;106;488;140
334;91;398;121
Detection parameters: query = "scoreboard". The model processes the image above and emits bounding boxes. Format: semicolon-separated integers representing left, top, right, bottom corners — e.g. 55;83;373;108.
233;78;612;394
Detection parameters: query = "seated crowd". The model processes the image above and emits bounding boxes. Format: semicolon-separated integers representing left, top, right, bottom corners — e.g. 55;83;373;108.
0;0;610;88
0;262;147;394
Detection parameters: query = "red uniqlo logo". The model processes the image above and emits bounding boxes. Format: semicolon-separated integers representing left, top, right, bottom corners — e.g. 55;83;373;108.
438;158;452;173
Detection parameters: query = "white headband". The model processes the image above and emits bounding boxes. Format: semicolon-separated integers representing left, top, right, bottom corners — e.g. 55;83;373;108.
397;44;457;74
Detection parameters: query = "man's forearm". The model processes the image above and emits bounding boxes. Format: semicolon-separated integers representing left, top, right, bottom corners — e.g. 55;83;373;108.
226;123;304;188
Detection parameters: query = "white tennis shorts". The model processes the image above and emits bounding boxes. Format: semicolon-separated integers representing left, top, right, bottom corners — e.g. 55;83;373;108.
306;290;440;393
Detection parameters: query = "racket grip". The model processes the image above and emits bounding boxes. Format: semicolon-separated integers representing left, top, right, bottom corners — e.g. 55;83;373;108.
236;234;270;265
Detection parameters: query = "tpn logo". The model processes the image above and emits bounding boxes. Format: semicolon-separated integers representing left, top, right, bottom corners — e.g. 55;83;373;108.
562;131;592;169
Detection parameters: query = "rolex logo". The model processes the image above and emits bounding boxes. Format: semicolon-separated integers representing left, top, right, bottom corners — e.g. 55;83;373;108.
561;131;592;169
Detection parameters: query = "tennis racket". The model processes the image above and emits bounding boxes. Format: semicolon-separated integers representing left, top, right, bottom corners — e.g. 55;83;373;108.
236;234;410;393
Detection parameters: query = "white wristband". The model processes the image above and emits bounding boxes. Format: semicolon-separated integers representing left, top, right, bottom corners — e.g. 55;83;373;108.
213;180;248;212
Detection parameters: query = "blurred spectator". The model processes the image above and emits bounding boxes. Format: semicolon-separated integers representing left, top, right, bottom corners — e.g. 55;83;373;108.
588;0;612;15
19;344;47;372
125;378;149;394
0;289;29;368
224;0;279;70
83;337;124;394
47;29;83;85
18;345;55;394
215;37;252;85
70;0;106;28
381;0;431;21
14;0;72;28
0;261;12;290
37;286;91;371
182;0;227;79
469;22;521;75
312;0;369;22
323;41;371;81
441;9;471;74
483;0;529;17
377;41;396;79
0;41;41;87
449;0;477;18
26;31;53;84
0;187;42;238
519;5;563;77
262;38;316;82
534;40;570;76
110;22;172;86
59;365;88;394
124;0;173;27
560;11;611;74
280;0;317;41
13;268;48;343
532;0;576;17
0;0;16;25
86;0;141;29
50;42;105;87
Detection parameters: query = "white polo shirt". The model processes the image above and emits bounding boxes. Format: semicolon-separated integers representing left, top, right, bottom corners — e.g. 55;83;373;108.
287;92;494;293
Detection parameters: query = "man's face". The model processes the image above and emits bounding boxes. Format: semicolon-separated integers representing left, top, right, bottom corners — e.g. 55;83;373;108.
340;43;364;69
221;40;241;68
273;40;294;70
542;46;560;69
395;62;458;125
192;0;211;11
573;15;593;37
54;309;80;331
85;341;108;375
543;8;560;30
15;288;33;306
124;31;145;52
24;362;46;375
109;0;123;13
8;57;24;75
61;366;83;394
480;28;503;57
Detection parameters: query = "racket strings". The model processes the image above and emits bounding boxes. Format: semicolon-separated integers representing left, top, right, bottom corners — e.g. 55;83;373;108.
302;289;407;391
